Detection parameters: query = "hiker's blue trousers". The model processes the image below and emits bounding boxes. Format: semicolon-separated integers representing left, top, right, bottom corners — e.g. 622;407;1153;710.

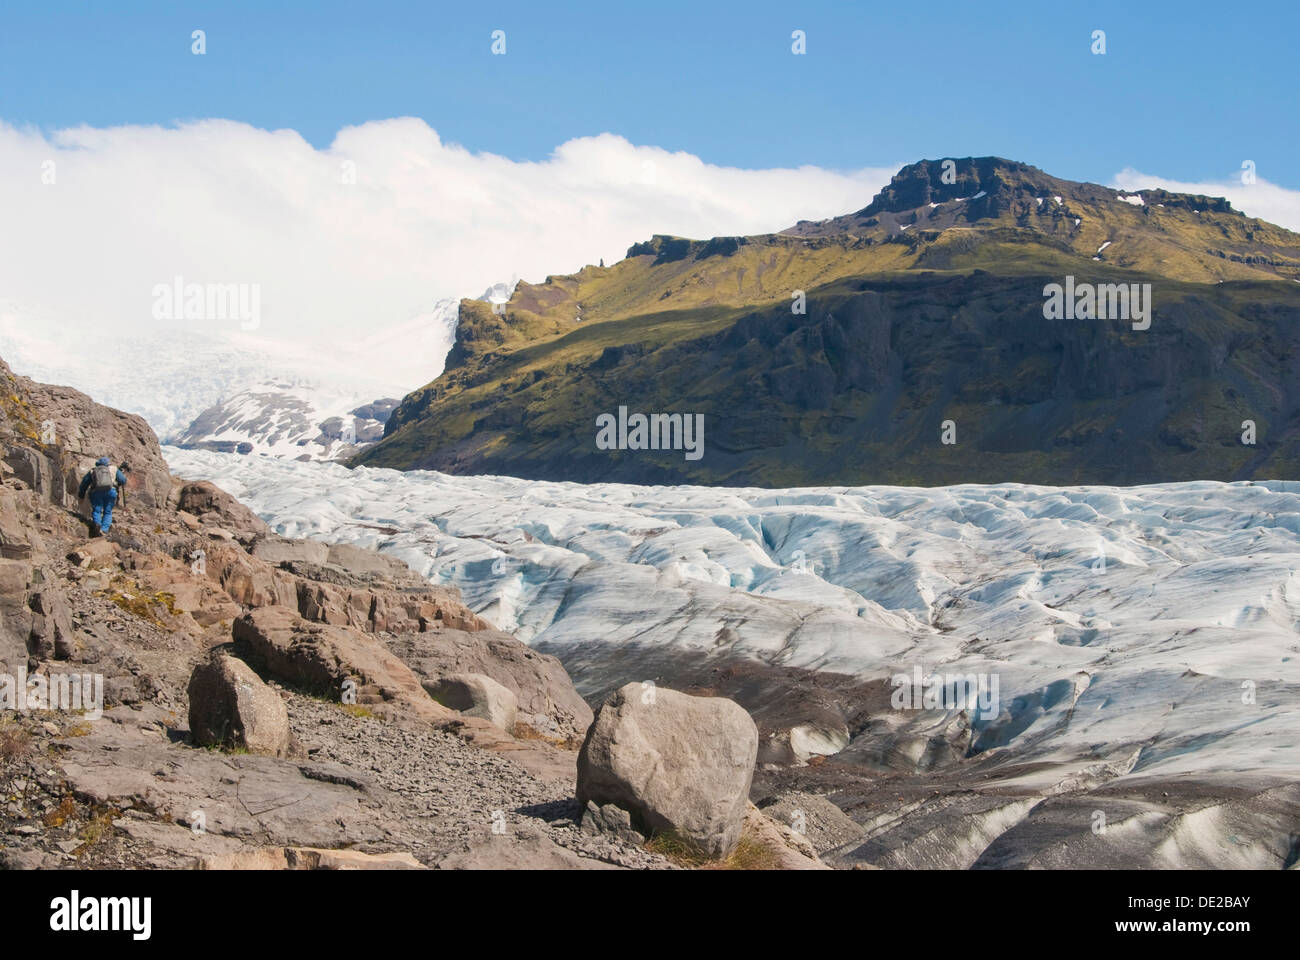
90;488;117;532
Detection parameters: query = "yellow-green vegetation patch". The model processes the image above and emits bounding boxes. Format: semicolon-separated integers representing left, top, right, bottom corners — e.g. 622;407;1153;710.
645;827;781;870
96;575;179;627
44;795;77;828
76;807;121;855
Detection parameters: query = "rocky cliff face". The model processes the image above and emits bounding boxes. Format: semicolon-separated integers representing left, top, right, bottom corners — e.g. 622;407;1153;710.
357;157;1300;486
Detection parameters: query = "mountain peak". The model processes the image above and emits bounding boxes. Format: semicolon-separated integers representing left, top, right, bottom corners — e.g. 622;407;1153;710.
785;156;1240;237
862;156;1057;214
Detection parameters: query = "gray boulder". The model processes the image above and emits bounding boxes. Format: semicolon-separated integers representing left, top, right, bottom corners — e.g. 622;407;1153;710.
576;683;759;859
425;672;518;731
187;653;292;757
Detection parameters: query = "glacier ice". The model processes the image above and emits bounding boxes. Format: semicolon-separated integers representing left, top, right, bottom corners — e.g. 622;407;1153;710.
162;447;1300;785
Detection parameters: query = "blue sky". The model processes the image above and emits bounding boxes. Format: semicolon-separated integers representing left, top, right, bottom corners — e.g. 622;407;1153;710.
2;0;1297;189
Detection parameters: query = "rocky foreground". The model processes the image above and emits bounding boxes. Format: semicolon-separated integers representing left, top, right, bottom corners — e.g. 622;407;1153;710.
0;357;821;870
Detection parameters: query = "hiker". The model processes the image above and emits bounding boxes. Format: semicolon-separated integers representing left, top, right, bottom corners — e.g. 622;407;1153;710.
78;457;128;535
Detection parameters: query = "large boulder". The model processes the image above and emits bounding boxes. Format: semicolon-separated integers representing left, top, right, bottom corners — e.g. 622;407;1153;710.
187;652;292;757
425;673;518;731
576;684;759;859
231;607;452;723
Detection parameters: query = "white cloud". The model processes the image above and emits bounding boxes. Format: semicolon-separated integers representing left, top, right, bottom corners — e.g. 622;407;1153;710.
0;118;893;391
1110;167;1300;233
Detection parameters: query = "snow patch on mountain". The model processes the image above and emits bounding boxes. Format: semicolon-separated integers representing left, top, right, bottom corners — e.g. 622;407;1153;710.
162;289;515;459
171;381;397;460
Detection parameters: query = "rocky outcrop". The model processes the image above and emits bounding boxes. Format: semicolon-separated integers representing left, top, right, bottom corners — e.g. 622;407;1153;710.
198;541;298;609
232;607;453;724
26;580;77;660
2;445;62;507
291;576;483;634
251;536;330;566
425;673;518;731
0;557;33;672
388;629;593;743
0;483;44;559
187;652;292;757
576;684;759;858
741;801;828;870
2;356;172;510
755;791;865;855
175;480;270;545
326;542;419;581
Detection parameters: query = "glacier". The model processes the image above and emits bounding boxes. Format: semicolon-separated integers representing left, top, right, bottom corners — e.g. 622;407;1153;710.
0;296;465;440
162;447;1300;799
